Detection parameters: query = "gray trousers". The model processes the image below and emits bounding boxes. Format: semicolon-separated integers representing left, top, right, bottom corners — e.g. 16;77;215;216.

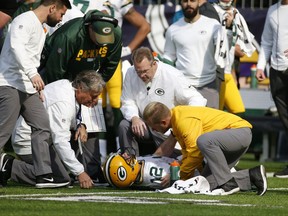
15;132;103;182
0;86;52;176
198;127;252;191
11;145;70;185
71;132;103;180
118;119;167;156
196;79;219;109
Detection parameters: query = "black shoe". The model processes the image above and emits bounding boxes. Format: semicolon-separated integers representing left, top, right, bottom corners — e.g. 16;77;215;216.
273;166;288;178
36;174;70;189
0;153;15;187
249;165;267;196
220;178;240;195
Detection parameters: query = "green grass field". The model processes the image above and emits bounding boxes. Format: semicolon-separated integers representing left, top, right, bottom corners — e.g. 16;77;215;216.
1;153;288;216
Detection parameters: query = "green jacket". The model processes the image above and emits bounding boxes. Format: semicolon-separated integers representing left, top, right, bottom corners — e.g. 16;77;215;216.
41;10;122;83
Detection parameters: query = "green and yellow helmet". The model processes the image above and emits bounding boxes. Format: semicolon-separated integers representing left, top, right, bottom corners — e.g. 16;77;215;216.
103;152;141;188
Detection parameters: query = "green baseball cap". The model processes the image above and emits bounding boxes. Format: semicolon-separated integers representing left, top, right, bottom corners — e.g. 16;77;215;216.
91;19;115;45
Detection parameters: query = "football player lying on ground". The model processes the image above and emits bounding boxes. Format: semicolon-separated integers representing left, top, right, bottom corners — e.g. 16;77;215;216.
103;149;215;194
103;148;175;189
142;102;268;196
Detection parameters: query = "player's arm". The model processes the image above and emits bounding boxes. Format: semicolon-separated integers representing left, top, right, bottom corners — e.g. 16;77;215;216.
98;26;122;82
123;7;151;53
153;134;177;157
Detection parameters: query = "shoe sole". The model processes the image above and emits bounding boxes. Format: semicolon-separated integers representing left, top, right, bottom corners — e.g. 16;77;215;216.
273;174;288;178
0;153;7;169
259;165;267;196
35;181;70;189
221;187;240;195
0;153;7;186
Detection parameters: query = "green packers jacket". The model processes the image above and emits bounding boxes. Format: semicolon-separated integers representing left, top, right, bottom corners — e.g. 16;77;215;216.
41;10;122;83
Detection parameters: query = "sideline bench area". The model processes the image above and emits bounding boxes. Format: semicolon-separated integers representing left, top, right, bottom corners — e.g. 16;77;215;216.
240;89;288;162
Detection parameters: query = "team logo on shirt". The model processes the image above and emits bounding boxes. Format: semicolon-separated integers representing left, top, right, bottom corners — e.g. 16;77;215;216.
200;30;207;35
155;88;165;96
75;47;108;61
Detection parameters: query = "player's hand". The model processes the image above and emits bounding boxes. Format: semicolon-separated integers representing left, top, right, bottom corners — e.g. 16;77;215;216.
77;172;94;189
131;117;147;137
121;46;131;58
161;174;170;188
256;69;266;81
225;10;234;28
75;124;88;143
31;74;45;91
122;152;131;159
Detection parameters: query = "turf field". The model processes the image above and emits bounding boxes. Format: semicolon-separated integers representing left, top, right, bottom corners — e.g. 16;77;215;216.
1;153;288;216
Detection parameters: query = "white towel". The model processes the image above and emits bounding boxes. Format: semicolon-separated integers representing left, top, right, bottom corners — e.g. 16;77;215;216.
156;176;211;194
233;10;255;57
214;23;230;69
214;4;255;57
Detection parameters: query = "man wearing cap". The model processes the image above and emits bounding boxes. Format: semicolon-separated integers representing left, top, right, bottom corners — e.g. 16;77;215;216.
37;9;122;182
40;9;122;83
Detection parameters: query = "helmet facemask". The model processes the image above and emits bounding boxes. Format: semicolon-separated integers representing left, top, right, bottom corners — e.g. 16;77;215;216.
103;149;141;188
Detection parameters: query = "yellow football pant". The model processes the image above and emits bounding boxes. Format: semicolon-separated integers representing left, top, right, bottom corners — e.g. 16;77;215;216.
100;62;122;109
219;73;245;114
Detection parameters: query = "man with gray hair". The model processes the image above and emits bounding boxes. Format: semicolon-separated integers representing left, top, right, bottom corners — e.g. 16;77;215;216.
1;70;105;189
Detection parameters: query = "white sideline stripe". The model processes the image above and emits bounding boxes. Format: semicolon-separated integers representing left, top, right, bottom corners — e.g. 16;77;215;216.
9;195;257;207
1;187;288;199
0;191;154;198
0;190;285;207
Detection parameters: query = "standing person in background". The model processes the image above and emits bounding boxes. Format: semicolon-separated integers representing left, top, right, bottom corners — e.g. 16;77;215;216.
72;0;151;161
0;0;72;188
119;47;206;157
0;0;37;51
163;0;227;109
171;0;224;93
213;0;255;114
256;0;288;178
0;0;83;51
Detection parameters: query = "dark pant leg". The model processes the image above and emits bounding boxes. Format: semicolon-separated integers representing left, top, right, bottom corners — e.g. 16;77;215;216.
270;67;288;131
118;119;158;156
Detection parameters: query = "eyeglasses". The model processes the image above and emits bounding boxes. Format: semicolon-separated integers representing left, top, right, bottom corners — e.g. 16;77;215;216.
135;62;154;76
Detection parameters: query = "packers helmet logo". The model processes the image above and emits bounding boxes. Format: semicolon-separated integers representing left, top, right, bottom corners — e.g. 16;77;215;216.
117;166;127;181
103;27;112;34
